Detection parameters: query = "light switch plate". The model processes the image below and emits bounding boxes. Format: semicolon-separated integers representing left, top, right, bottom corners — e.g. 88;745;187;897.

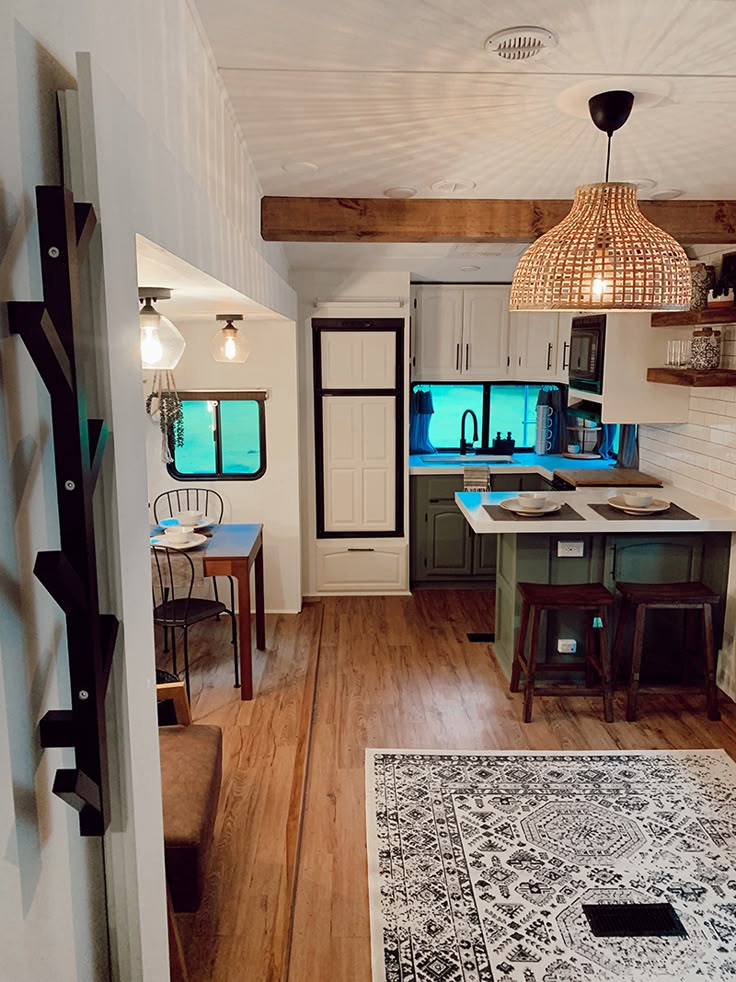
557;540;585;558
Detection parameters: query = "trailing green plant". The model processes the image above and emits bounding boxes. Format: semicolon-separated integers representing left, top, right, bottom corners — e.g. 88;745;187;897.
146;370;184;463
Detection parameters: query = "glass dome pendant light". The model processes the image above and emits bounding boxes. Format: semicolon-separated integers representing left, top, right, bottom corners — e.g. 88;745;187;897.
210;314;249;363
510;90;692;312
138;287;186;369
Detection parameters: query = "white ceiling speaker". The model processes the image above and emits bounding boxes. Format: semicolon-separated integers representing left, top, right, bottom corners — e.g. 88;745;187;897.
431;179;477;193
651;188;684;200
485;26;558;62
383;187;417;198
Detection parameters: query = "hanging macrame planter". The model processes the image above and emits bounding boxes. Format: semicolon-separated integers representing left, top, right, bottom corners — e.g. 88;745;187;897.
146;369;184;463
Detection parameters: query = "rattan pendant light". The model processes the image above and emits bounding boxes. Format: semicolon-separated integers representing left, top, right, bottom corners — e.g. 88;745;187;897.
510;91;692;312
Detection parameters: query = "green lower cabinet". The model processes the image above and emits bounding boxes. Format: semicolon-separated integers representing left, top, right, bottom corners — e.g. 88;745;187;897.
474;531;498;576
426;505;473;575
411;474;497;583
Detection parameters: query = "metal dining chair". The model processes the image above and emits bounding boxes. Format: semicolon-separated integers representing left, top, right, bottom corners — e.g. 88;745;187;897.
151;545;239;699
152;487;236;634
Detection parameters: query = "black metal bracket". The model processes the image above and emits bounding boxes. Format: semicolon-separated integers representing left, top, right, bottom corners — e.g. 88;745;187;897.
6;186;119;836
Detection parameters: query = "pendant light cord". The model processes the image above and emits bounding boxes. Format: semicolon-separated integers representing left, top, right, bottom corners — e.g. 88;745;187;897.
605;132;612;182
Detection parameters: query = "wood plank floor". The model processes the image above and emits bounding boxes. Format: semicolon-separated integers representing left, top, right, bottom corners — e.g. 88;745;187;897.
171;590;736;982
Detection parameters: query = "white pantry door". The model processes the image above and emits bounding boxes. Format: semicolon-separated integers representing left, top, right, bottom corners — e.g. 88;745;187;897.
322;395;396;532
321;330;395;388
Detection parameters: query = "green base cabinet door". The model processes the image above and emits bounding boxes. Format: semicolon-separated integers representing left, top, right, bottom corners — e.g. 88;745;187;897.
425;505;473;576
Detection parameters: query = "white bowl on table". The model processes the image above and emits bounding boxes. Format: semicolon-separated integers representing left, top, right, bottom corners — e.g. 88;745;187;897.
622;492;653;509
517;491;548;512
175;510;204;527
164;525;194;545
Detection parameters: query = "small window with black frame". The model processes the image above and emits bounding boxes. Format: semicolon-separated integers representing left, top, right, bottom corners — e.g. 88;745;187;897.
167;391;266;481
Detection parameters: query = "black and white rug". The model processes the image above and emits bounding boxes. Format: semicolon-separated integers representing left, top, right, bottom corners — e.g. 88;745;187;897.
366;750;736;982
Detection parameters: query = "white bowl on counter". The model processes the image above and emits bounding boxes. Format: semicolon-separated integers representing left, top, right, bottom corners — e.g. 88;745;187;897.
622;492;653;508
517;491;548;511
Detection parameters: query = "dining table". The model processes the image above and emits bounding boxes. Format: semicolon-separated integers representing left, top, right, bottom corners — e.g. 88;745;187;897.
152;522;266;700
201;523;265;700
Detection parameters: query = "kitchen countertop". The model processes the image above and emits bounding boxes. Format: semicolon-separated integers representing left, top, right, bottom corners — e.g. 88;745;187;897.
409;453;622;480
455;486;736;535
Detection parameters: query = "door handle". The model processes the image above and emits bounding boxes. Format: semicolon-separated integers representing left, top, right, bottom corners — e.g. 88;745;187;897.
465;343;470;370
547;342;553;371
347;547;375;552
456;342;460;371
562;341;570;370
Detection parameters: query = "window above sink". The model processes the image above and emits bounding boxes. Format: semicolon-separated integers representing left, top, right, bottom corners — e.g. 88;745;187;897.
411;381;553;453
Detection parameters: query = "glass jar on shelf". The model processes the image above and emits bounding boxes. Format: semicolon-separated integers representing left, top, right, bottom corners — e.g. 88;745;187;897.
689;328;721;370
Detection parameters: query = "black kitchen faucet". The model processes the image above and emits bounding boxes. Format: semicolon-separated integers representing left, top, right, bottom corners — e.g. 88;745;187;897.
460;409;479;456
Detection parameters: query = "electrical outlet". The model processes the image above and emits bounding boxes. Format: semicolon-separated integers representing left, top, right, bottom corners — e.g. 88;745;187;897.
557;639;577;654
557;540;585;558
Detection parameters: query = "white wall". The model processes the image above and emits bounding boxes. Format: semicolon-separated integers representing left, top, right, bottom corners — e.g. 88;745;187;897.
1;1;294;979
290;270;410;595
639;248;736;698
145;316;302;612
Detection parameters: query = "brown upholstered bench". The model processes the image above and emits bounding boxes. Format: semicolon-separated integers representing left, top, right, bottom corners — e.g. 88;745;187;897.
159;722;223;912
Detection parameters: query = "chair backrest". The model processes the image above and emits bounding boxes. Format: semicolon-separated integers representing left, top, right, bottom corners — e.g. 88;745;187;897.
151;546;197;626
153;488;225;524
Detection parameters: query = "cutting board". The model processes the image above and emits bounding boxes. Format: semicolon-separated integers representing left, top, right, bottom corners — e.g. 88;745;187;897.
554;468;663;488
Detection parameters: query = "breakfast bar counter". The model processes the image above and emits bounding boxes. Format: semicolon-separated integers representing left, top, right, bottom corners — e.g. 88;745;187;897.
455;486;736;535
454;486;736;683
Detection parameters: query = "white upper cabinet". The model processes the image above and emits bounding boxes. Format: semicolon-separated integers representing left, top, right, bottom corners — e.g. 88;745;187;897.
462;288;510;379
415;286;464;379
509;312;560;380
414;285;510;380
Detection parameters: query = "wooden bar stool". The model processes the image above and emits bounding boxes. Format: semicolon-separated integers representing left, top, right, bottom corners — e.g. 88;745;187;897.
612;581;721;722
510;582;615;723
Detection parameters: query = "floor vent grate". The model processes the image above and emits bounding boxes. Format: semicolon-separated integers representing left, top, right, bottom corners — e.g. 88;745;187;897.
583;903;687;938
466;632;495;643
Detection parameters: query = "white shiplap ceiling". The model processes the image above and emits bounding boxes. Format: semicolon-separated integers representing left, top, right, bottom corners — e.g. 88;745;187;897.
194;0;736;201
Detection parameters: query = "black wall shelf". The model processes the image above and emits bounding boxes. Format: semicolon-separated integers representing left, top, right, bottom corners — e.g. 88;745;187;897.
7;186;118;836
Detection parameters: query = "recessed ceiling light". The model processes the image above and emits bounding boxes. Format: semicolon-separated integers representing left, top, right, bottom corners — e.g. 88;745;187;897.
432;179;477;194
650;188;684;200
460;265;481;271
626;178;657;190
384;187;417;198
485;26;558;61
282;161;319;174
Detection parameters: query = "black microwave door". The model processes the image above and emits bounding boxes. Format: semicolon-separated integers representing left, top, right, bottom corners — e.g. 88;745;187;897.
570;331;597;378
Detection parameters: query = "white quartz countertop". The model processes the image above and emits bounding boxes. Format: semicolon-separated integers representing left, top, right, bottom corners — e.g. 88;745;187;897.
409;453;614;479
456;486;736;535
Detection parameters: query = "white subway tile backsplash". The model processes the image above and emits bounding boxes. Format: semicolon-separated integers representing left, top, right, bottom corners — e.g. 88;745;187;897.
642;373;736;510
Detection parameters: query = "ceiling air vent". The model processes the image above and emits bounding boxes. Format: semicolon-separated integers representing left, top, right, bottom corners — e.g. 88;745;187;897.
485;26;558;62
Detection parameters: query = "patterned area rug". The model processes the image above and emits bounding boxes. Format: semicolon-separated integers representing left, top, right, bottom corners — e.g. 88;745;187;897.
366;750;736;982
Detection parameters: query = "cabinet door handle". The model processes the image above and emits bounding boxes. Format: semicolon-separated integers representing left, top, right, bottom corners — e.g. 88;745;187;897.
465;343;470;370
347;547;375;552
518;356;522;367
562;340;570;371
456;342;460;371
546;342;553;371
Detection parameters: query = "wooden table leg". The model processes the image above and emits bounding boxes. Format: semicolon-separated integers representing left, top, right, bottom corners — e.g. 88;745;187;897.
235;560;253;700
254;542;266;651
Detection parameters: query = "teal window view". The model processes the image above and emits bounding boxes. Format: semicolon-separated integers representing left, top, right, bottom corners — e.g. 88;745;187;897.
168;394;266;481
412;382;550;451
425;384;484;449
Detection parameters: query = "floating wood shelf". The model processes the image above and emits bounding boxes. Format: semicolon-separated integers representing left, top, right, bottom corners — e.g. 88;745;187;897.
651;306;736;327
647;367;736;386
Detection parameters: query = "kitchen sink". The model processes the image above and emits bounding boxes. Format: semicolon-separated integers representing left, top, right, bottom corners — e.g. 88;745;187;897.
421;454;518;464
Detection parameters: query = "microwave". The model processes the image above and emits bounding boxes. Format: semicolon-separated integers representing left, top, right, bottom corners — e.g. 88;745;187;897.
568;314;606;394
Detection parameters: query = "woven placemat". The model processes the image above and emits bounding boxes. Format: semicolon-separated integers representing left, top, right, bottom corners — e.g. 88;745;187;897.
587;502;699;522
483;502;585;522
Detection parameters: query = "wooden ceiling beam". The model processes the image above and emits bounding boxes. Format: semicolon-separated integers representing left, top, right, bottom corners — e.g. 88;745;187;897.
261;196;736;245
